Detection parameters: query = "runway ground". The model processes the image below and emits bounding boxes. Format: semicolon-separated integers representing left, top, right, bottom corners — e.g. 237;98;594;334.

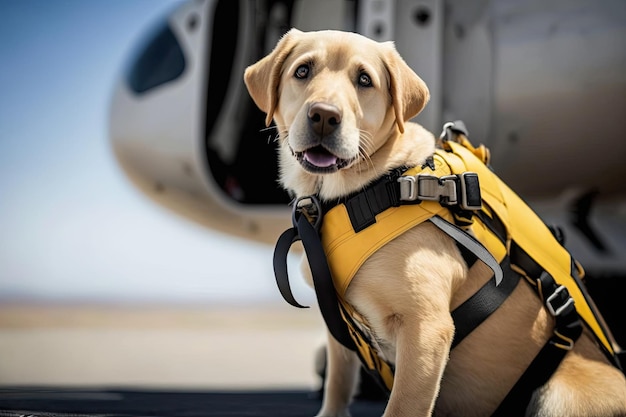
0;302;326;390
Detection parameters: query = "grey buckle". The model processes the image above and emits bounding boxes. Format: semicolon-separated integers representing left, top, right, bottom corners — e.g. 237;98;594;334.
397;176;418;201
546;285;575;317
398;174;458;205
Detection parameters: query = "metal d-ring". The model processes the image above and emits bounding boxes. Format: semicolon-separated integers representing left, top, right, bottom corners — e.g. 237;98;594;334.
439;121;456;140
292;195;323;231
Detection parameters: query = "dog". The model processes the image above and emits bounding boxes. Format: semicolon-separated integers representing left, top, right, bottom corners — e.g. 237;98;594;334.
244;29;626;417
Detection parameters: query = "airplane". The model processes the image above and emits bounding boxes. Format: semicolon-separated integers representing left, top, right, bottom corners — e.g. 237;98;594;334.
108;0;626;344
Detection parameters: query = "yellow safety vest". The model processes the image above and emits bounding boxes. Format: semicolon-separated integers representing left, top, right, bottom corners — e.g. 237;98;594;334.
317;131;619;393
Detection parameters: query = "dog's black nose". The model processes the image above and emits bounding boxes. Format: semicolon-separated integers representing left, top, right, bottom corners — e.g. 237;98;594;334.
308;102;342;137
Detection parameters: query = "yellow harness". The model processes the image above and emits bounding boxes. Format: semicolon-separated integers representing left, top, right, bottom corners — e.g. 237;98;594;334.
273;122;623;413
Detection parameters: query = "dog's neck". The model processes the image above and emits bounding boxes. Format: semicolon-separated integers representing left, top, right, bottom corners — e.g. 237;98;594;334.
278;122;436;201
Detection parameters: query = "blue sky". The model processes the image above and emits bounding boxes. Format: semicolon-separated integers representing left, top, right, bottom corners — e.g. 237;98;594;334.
0;0;310;305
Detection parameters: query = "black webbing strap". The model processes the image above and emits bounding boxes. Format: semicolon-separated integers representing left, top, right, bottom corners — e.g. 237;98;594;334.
273;213;357;351
451;257;521;349
475;209;507;244
511;242;624;372
322;168;406;233
492;269;582;417
273;227;308;309
448;207;517;348
618;351;626;373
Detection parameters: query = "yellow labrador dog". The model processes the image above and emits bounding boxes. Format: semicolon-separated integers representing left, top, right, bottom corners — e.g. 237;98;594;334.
244;29;626;417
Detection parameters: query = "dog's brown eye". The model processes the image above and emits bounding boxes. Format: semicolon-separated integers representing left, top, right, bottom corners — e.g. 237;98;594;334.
358;72;372;87
294;64;309;79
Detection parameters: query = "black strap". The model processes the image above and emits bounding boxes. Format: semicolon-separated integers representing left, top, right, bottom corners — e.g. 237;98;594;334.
475;209;506;244
493;335;575;417
492;270;582;417
323;168;405;233
617;351;626;373
273;213;356;351
451;257;521;349
273;227;308;309
511;235;624;372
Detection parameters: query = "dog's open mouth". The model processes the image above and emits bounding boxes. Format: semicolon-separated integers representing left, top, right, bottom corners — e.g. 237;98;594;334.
294;146;352;173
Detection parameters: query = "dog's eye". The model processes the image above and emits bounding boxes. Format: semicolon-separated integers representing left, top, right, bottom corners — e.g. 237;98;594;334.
358;72;372;87
294;64;310;79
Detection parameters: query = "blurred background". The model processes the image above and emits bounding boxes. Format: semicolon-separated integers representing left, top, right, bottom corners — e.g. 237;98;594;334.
0;0;300;306
0;0;319;390
1;0;625;395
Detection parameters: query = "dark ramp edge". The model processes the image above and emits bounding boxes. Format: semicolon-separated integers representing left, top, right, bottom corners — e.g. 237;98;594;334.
0;387;387;417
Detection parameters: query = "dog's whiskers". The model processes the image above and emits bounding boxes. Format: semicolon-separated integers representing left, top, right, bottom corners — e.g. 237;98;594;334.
273;126;290;144
256;125;286;144
358;130;376;173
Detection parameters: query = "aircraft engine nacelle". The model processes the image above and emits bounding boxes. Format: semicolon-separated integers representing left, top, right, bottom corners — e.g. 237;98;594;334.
109;0;294;244
109;0;626;274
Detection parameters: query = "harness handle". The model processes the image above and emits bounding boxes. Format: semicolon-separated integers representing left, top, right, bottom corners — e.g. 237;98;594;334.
273;227;308;309
273;203;357;351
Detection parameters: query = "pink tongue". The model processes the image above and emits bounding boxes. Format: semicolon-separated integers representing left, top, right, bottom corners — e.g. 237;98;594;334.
304;149;338;167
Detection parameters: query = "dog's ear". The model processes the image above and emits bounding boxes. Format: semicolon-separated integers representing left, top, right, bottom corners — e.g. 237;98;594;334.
383;43;430;133
244;29;301;127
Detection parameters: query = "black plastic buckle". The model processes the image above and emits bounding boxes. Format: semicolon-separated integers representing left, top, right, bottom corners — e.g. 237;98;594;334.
459;172;482;210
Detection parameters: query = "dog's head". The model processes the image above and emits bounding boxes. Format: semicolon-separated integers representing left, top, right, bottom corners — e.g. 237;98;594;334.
244;29;430;197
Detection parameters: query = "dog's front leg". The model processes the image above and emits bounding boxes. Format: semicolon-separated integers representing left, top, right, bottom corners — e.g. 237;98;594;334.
316;330;360;417
383;314;454;417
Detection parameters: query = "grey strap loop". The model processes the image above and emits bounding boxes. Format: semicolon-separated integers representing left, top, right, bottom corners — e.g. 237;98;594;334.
429;216;503;286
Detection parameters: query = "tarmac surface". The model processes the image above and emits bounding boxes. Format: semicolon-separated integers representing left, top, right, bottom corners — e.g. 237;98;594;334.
0;303;327;388
1;282;622;417
0;303;389;416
